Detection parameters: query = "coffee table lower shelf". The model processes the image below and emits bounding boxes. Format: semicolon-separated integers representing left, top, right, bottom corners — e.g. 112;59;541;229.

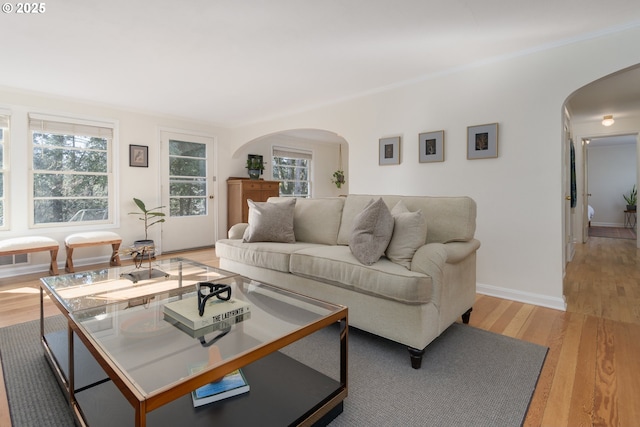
44;332;344;426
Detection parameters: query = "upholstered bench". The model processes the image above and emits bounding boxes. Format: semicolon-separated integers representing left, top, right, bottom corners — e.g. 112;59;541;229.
64;231;122;273
0;236;59;275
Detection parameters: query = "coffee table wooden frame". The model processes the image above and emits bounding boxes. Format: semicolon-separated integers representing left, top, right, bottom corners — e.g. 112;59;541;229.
39;261;348;427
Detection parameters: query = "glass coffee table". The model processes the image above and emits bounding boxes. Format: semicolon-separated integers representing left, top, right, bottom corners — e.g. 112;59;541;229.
39;258;348;426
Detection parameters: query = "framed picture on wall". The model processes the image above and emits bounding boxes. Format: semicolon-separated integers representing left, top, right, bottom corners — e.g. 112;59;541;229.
467;123;498;159
419;131;444;163
379;136;401;165
129;144;149;167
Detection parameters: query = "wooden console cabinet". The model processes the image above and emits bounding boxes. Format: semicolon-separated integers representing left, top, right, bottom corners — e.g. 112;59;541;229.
227;178;280;229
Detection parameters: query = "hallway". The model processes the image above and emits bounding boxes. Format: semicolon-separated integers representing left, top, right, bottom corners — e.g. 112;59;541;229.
564;235;640;325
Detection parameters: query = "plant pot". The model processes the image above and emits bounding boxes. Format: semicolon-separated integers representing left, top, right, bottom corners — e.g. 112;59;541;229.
133;239;155;260
248;169;261;180
627;205;636;211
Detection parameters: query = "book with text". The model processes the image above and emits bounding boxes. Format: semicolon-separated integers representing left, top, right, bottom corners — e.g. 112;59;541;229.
189;366;250;407
164;311;251;338
163;296;250;330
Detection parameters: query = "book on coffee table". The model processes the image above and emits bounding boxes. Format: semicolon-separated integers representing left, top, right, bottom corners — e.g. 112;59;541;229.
164;311;251;338
189;366;250;407
163;296;250;330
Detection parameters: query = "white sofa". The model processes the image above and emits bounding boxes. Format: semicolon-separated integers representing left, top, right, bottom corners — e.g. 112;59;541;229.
215;194;480;368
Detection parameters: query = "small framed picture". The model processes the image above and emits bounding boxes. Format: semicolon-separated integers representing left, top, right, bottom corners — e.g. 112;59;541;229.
129;145;148;167
379;136;401;165
419;131;444;163
467;123;498;159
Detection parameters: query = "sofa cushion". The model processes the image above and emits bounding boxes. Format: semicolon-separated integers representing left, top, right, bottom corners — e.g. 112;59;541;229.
268;197;344;245
349;198;394;265
290;245;432;304
386;200;428;269
243;198;296;243
215;239;324;273
338;194;476;245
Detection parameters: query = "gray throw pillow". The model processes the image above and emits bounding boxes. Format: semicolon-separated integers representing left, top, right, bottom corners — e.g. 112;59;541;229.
386;200;428;269
243;198;296;243
349;198;394;265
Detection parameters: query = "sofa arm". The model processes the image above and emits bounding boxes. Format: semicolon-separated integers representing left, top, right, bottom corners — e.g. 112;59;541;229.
228;223;249;239
410;239;481;276
442;239;481;264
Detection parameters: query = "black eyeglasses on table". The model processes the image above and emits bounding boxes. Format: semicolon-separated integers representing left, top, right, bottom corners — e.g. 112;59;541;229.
197;282;232;317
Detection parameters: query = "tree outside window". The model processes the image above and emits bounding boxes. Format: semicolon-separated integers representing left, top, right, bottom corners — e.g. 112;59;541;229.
272;147;311;198
30;116;113;226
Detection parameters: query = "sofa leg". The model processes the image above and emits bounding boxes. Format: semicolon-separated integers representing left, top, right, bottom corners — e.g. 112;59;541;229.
408;347;425;369
461;307;473;324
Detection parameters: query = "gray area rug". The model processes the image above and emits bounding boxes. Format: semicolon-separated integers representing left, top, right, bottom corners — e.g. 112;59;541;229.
1;318;546;426
283;322;547;427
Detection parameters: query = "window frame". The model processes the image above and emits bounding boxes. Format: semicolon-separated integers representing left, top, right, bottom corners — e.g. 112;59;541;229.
0;111;9;231
28;113;118;230
271;146;313;198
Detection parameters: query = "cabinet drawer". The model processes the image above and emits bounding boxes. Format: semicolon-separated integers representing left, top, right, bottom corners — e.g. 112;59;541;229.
262;182;280;191
243;182;263;190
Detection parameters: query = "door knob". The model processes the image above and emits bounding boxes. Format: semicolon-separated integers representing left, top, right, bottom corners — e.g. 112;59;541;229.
565;196;571;200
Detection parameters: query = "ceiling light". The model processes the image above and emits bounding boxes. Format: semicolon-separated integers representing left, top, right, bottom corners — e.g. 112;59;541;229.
602;115;615;126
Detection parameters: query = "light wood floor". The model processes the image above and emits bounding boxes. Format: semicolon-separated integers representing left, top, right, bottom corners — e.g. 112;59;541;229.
1;241;639;426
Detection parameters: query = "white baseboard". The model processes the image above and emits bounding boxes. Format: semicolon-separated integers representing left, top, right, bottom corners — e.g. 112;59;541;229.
476;282;566;311
591;221;624;227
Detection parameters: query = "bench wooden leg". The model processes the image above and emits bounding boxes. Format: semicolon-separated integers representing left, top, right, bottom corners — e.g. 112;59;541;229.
65;246;75;273
110;242;121;266
49;248;59;275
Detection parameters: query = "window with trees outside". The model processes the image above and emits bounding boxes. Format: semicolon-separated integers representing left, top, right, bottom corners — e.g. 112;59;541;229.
168;139;207;217
272;147;312;198
0;114;8;229
29;115;114;226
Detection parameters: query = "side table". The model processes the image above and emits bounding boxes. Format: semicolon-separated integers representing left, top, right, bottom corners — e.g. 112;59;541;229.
624;209;637;229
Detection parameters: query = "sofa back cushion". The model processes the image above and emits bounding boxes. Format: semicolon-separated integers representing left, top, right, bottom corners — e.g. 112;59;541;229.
337;194;476;245
386;200;428;269
348;198;394;265
268;197;344;245
243;198;296;243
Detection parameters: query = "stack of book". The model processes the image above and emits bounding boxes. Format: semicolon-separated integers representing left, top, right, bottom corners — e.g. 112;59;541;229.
163;296;251;331
189;364;250;407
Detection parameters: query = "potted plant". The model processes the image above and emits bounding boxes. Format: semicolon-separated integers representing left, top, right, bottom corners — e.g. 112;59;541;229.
623;185;637;211
246;157;264;179
128;198;166;260
331;170;346;189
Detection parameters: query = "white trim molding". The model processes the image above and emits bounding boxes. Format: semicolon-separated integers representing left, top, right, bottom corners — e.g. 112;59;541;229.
476;282;567;311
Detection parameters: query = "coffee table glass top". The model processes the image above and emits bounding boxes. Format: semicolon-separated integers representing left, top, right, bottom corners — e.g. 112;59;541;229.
40;258;345;397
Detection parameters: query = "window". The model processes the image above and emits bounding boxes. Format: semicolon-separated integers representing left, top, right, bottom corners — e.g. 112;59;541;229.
0;113;8;229
29;115;114;226
168;139;207;217
272;147;312;198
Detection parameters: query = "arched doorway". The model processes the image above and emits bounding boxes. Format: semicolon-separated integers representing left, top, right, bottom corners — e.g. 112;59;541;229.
232;129;349;198
563;64;640;257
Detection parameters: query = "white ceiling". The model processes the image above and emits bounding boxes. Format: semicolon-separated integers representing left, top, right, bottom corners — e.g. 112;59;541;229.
2;0;640;127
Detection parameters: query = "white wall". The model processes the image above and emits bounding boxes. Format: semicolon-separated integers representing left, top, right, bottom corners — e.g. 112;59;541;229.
224;25;640;310
587;143;637;226
0;88;226;276
2;25;640;308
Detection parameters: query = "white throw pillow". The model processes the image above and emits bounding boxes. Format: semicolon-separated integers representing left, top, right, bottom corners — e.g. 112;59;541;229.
386;200;428;269
349;198;394;265
242;198;296;243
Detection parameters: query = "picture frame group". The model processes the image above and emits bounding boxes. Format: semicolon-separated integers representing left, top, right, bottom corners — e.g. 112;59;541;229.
378;122;498;165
